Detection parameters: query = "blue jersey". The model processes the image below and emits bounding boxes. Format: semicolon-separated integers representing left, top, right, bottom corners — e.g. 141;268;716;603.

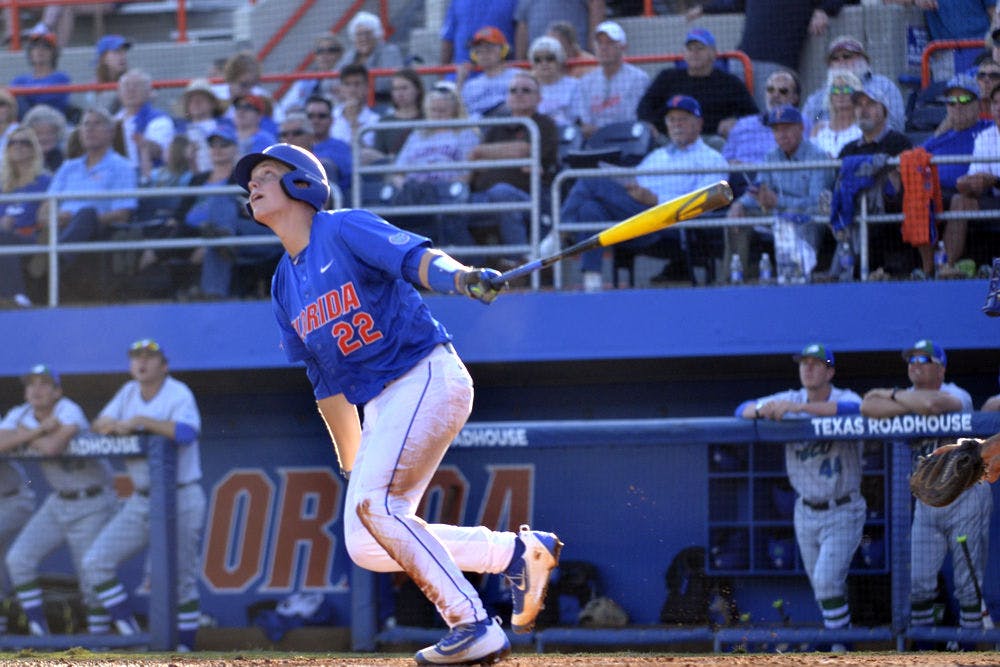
271;208;451;404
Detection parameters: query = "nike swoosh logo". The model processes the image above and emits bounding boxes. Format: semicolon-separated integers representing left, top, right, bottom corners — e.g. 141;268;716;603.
320;260;333;273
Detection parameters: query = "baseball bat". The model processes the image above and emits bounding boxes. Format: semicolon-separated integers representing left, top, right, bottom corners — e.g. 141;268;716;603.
487;180;734;288
957;534;994;629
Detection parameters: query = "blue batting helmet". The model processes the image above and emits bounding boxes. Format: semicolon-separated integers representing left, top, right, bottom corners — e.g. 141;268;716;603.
235;143;330;213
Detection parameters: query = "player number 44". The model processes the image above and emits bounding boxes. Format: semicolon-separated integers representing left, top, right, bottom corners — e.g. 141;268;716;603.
819;456;842;478
332;311;383;355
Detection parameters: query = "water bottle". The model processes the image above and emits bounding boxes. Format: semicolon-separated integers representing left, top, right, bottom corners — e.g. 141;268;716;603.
729;254;743;285
758;252;773;284
933;241;947;276
837;239;854;282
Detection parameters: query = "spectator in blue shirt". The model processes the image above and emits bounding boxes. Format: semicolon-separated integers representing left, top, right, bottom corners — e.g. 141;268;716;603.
10;32;71;119
724;104;835;282
921;73;992;276
38;107;136;300
440;0;516;67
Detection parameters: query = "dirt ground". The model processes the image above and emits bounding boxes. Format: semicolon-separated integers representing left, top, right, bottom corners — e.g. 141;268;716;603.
2;652;1000;667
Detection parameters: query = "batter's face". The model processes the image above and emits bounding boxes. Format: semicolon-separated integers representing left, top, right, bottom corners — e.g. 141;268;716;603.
129;350;168;385
23;376;60;410
247;159;293;223
798;357;834;391
907;358;945;390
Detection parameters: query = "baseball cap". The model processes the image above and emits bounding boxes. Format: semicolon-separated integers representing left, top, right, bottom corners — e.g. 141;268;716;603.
664;94;702;117
943;73;979;98
685;28;716;49
765;104;803;126
852;81;891;110
22;364;59;386
595;21;626;45
27;31;57;49
234;94;268;115
827;35;867;61
903;339;946;365
96;34;131;57
207;121;237;144
129;338;164;356
470;26;507;47
793;343;834;366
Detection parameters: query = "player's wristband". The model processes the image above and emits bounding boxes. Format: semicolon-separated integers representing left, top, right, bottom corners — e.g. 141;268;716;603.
426;253;465;295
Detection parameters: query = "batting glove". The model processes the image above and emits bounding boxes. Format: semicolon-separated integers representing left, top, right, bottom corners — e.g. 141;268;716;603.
459;268;504;304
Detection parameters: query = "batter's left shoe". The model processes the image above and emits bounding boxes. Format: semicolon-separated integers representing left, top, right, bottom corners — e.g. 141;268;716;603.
505;524;563;634
414;616;510;665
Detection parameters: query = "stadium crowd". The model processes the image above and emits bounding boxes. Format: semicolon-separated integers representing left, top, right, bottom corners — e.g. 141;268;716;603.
0;0;998;305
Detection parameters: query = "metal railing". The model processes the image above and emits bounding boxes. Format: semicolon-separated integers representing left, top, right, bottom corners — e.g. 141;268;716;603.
8;151;999;306
549;152;1000;288
351;115;545;288
3;182;342;307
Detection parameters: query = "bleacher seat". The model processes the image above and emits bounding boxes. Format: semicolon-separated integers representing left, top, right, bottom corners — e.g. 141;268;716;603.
564;121;654;169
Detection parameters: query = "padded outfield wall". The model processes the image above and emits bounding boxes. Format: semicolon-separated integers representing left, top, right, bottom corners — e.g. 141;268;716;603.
0;281;997;633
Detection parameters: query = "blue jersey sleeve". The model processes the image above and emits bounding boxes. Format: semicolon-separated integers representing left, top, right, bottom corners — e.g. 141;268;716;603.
337;209;431;277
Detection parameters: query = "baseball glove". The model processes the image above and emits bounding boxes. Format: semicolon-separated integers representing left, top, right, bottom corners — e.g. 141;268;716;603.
909;438;986;507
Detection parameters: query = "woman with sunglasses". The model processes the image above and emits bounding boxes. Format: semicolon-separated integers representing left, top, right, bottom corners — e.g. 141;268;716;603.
277;34;346;118
810;70;862;158
529;36;583;127
0;127;51;306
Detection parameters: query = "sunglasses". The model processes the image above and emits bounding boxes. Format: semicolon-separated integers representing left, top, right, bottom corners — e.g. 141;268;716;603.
129;338;161;354
307;112;331;119
766;86;790;95
907;355;932;365
235;103;260;113
977;71;1000;80
533;54;557;63
830;85;854;95
315;47;342;55
829;52;859;62
279;128;308;138
208;138;235;148
6;138;31;148
944;94;976;105
508;86;537;94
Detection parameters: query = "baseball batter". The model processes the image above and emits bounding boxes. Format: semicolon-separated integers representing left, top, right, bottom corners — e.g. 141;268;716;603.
84;339;205;650
861;339;989;630
0;364;115;636
736;343;865;630
235;143;562;666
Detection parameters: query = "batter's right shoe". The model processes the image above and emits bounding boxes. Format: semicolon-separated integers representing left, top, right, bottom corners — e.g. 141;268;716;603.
505;524;563;634
414;616;510;665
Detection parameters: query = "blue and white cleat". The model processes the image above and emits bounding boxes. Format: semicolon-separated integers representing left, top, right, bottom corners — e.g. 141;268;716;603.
414;616;510;665
506;524;563;634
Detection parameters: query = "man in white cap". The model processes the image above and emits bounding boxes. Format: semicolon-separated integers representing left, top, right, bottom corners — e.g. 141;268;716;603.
801;36;905;135
835;81;912;278
577;20;649;138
